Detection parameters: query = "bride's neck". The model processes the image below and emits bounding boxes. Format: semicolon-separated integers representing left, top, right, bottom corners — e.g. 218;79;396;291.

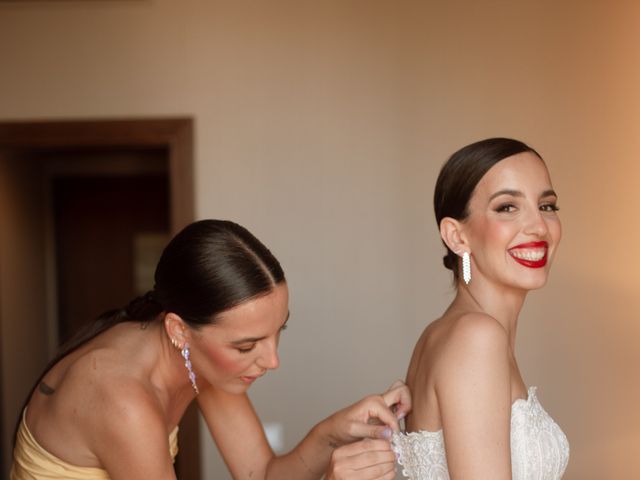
453;281;527;349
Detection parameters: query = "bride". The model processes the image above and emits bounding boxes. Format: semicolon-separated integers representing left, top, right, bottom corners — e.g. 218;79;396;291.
393;138;569;479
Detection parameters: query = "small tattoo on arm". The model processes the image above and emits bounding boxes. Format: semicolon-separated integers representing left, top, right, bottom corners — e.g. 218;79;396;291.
297;452;322;475
39;382;55;395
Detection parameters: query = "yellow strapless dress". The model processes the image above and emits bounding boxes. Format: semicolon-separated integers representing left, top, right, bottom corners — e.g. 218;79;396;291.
10;410;179;479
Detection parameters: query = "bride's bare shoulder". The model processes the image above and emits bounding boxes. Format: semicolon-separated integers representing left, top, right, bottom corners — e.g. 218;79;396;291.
434;311;510;384
446;311;508;345
408;312;510;395
416;311;507;354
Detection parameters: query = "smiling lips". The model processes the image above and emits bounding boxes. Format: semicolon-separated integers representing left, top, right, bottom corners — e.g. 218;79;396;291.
508;241;548;268
240;373;264;384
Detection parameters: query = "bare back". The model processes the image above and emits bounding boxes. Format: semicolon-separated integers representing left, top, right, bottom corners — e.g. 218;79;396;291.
23;321;179;476
405;307;528;434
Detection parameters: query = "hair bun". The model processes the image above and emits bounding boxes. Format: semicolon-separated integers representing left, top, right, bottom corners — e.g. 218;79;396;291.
125;291;164;320
443;254;455;271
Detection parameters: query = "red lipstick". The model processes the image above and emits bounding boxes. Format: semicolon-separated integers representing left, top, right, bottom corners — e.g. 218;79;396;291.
508;241;548;268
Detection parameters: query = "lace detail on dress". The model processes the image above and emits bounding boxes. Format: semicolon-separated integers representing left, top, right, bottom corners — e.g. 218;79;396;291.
510;387;569;480
393;430;449;480
392;387;569;480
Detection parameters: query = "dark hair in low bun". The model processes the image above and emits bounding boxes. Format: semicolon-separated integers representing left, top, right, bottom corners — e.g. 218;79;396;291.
151;219;285;327
65;219;284;353
433;138;542;281
124;291;164;320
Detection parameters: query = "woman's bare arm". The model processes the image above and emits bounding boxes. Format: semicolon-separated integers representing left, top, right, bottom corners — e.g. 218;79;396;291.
437;313;512;480
197;381;411;479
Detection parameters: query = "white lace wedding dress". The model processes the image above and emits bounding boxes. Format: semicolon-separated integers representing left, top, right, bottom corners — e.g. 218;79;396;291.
392;387;569;480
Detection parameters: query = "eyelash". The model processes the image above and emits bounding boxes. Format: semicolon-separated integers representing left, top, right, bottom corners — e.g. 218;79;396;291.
237;345;256;354
495;203;516;213
495;203;560;213
540;203;560;212
236;325;288;354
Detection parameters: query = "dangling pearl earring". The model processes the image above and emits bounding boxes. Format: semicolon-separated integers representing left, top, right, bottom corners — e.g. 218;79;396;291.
462;251;471;285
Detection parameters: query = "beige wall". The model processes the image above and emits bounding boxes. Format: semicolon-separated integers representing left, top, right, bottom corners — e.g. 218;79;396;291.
0;155;49;471
1;1;639;478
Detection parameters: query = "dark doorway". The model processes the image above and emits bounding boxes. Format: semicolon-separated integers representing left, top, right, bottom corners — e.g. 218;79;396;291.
53;173;170;344
0;119;199;479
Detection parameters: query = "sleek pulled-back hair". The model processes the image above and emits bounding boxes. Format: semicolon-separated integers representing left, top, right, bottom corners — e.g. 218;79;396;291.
17;220;284;442
434;138;542;281
148;219;285;326
64;219;284;353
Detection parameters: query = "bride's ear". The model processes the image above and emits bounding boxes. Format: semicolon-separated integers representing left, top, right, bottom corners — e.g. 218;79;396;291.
439;217;468;254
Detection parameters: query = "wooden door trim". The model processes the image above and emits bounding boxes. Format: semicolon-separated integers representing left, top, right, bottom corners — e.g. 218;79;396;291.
0;118;195;230
0;236;4;477
0;117;199;479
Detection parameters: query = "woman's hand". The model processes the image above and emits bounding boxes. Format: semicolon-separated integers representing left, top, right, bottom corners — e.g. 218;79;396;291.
323;380;412;447
381;379;412;422
325;439;397;480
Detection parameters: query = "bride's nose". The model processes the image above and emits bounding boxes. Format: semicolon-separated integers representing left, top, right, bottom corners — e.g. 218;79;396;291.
523;207;548;237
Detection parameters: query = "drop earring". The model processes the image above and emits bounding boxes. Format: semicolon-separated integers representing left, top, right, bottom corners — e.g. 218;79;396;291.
462;251;471;285
180;343;199;395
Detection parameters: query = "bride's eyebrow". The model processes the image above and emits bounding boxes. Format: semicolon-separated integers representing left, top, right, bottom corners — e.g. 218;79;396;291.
489;189;524;201
230;311;290;345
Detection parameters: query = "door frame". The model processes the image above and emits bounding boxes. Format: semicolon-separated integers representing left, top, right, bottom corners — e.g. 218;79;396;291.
0;117;200;479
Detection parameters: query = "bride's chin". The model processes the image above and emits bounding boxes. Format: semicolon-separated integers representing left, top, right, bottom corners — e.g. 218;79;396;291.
508;275;550;292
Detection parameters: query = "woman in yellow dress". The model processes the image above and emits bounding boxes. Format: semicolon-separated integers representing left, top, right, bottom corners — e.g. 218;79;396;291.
12;219;409;480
